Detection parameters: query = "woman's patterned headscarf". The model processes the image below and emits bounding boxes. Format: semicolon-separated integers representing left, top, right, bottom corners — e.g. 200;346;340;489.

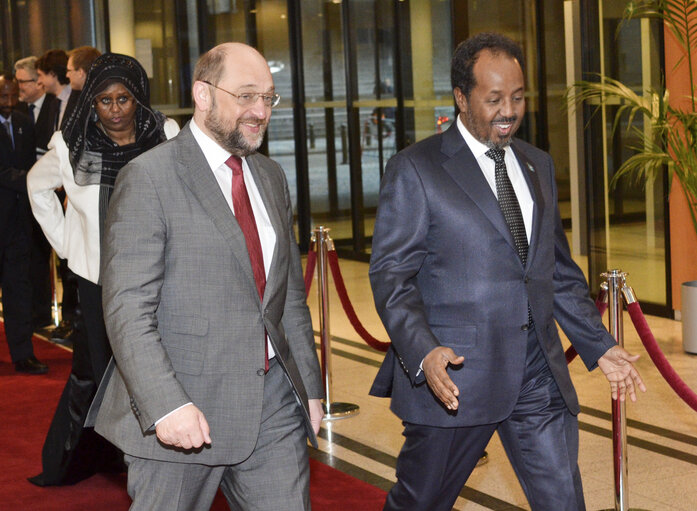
61;53;167;237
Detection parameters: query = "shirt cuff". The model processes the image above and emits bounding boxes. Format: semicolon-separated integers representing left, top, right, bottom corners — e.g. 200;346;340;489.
154;402;193;426
416;359;424;377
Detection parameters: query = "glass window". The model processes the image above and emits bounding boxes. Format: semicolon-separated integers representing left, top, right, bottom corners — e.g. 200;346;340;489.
585;0;667;308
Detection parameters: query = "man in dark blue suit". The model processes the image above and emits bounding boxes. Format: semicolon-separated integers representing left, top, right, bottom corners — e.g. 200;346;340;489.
15;56;61;330
0;73;48;374
369;33;645;511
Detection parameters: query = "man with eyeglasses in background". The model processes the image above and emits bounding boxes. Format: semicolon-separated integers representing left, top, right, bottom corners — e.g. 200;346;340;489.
66;46;101;93
14;57;60;332
92;42;324;510
63;46;101;128
14;57;60;159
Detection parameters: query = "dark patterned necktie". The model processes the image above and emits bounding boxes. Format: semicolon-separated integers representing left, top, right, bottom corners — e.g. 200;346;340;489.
486;148;533;327
225;155;268;371
28;104;36;125
486;148;528;265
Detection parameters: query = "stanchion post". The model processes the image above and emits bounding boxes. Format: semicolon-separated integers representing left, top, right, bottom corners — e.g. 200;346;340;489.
316;226;332;405
314;226;359;421
601;270;648;511
49;249;61;328
604;270;628;511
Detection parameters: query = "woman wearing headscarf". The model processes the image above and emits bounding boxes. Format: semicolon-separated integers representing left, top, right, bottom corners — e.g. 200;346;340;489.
26;53;179;486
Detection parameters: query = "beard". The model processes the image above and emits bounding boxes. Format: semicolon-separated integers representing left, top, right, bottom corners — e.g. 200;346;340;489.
465;109;518;150
205;96;268;156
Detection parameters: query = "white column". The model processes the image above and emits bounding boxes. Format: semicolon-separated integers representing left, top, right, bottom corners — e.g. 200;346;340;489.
564;0;588;256
409;0;435;143
108;0;135;57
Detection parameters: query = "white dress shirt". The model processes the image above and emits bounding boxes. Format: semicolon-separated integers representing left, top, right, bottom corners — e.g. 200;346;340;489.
456;115;533;242
30;93;46;123
56;85;72;128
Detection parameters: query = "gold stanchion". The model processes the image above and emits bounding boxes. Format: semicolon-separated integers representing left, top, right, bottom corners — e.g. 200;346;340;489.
49;250;61;328
314;226;359;421
601;269;648;511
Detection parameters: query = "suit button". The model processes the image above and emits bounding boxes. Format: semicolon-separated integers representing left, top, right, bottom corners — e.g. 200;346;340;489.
257;368;265;376
521;324;529;331
524;277;530;283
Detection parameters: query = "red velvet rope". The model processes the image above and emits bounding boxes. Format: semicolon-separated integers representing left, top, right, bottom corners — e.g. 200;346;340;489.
565;290;608;365
326;251;391;352
304;250;317;297
626;301;697;412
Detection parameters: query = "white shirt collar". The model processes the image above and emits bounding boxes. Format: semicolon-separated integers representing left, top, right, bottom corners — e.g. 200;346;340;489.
31;94;46;111
57;85;72;102
190;118;245;172
456;114;512;159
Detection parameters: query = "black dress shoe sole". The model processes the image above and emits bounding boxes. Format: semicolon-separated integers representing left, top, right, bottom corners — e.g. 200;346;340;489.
15;367;49;375
14;360;49;375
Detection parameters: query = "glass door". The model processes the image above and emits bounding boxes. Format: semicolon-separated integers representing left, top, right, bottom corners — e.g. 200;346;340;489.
582;0;669;312
300;0;402;258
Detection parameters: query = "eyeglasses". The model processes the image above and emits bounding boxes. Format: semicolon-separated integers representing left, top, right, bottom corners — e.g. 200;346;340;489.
94;95;134;109
17;78;37;84
202;80;280;108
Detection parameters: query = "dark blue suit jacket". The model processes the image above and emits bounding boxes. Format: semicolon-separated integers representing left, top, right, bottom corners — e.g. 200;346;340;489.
0;110;35;243
369;122;615;427
17;93;59;155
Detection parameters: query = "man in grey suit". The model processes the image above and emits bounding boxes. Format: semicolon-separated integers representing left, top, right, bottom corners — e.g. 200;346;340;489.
94;43;324;510
369;33;646;511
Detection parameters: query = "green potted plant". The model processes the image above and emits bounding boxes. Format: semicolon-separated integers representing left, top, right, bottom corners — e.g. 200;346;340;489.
566;0;697;352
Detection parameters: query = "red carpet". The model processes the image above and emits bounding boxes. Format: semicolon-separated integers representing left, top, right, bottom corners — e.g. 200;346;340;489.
0;324;386;510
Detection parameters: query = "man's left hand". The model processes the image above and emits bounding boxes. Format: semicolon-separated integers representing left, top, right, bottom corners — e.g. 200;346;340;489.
597;345;647;402
308;398;324;435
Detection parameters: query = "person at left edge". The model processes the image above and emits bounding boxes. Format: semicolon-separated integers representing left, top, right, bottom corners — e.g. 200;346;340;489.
26;53;180;486
0;73;47;375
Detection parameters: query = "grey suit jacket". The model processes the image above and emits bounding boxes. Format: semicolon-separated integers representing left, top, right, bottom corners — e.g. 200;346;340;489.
369;123;615;428
94;122;323;465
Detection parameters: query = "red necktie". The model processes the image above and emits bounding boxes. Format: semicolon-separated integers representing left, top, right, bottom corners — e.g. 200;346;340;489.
225;155;268;371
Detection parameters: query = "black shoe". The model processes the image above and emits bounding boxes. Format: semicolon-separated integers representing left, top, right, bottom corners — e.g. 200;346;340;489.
51;321;73;342
15;356;49;375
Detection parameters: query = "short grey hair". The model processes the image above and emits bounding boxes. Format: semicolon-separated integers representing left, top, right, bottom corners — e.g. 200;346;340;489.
14;56;38;79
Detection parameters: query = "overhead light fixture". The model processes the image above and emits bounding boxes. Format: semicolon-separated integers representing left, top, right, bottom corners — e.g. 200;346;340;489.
268;60;285;74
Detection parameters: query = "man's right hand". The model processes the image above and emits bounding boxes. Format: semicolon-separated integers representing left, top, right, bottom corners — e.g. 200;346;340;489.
155;404;212;449
422;346;465;410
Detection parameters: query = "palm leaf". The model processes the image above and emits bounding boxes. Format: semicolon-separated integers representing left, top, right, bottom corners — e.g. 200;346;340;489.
569;0;697;238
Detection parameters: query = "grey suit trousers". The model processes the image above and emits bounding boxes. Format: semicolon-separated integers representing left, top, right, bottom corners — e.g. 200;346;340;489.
125;358;310;511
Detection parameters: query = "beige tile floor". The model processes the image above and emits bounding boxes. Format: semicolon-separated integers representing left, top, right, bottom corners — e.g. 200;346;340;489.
305;257;697;510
